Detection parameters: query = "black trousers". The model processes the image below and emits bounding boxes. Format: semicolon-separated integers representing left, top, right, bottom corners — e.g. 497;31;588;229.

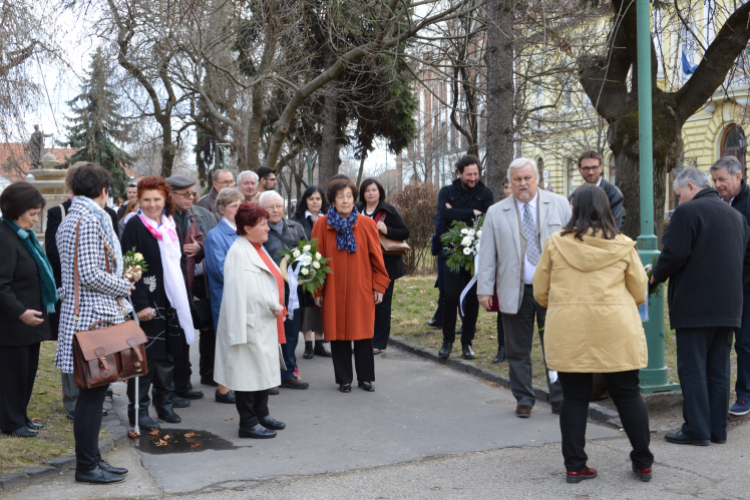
194;277;216;380
127;357;176;413
174;344;191;396
74;384;109;472
235;390;269;429
496;311;505;349
676;327;733;442
330;339;375;385
442;263;478;346
373;280;395;350
558;371;653;472
0;343;40;432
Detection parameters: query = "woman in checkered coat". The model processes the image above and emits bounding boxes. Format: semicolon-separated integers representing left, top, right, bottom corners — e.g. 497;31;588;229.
55;164;133;485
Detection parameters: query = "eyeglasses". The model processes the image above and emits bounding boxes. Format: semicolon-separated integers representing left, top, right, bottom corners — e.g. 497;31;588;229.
264;204;284;210
265;177;277;182
175;191;195;198
216;180;235;186
580;166;601;173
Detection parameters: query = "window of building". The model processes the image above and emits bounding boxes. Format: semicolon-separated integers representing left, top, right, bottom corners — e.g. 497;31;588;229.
567;159;578;197
608;155;616;185
720;124;747;178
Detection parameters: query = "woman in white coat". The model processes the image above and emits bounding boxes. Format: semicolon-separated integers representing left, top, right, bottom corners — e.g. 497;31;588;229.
214;203;287;439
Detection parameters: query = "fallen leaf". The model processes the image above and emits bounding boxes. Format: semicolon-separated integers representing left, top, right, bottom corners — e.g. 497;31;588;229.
148;428;160;436
31;418;41;423
190;443;201;448
184;432;201;438
155;439;168;446
224;417;234;421
163;434;171;441
315;416;321;418
128;431;141;439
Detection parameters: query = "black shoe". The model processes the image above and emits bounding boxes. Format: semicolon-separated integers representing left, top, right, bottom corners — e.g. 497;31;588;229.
462;345;476;360
25;418;43;430
313;342;332;357
75;466;125;484
176;390;204;400
215;389;236;404
102;409;108;416
339;384;352;393
156;409;181;424
66;412;75;421
303;341;314;359
427;319;442;328
456;327;464;334
268;387;280;395
128;410;161;430
281;378;310;389
358;382;375;392
665;431;709;446
711;437;727;444
200;375;218;387
5;427;37;438
492;347;506;364
259;415;286;430
239;424;277;439
98;459;128;475
438;342;452;359
172;397;191;409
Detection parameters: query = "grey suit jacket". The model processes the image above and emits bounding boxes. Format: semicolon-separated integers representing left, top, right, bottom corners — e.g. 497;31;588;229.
477;190;572;314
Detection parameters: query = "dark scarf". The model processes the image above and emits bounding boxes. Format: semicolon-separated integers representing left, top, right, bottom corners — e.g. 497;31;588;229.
3;218;58;313
327;205;359;253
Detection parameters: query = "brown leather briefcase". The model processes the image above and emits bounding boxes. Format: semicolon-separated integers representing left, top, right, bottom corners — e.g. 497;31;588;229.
71;217;148;389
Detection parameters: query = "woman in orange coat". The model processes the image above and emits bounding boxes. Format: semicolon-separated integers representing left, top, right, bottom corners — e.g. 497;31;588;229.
313;178;390;393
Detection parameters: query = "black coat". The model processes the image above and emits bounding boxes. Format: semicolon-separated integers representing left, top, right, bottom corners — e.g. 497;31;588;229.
652;188;750;330
437;178;494;231
731;180;750;294
45;199;119;340
598;178;626;230
120;216;185;359
357;201;410;281
0;221;51;346
291;211;318;240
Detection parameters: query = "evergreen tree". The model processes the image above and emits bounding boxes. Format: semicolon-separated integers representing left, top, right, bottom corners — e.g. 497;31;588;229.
59;46;133;199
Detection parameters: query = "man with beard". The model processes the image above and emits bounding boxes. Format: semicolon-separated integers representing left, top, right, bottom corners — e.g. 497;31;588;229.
436;155;494;360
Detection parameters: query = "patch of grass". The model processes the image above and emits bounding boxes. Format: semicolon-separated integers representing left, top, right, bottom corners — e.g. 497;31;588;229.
0;342;76;474
391;276;737;396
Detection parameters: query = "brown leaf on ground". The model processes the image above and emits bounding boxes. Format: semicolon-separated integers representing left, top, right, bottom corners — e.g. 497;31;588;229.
190;443;201;448
155;439;168;446
223;417;234;421
128;431;141;439
184;432;201;438
148;428;160;436
163;434;171;441
31;417;42;422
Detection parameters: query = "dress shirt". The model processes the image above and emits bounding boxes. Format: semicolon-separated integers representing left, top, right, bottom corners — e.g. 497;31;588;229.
515;192;539;285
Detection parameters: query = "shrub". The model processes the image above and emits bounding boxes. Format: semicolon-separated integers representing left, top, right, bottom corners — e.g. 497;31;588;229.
388;182;439;275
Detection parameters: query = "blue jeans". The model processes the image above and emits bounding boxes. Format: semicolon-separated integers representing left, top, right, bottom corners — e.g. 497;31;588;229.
281;309;300;382
735;293;750;400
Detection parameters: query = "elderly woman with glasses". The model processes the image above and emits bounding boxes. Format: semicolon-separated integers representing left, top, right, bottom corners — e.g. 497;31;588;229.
312;179;390;393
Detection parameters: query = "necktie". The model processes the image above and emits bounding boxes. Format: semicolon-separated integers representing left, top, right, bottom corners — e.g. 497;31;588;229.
523;203;540;266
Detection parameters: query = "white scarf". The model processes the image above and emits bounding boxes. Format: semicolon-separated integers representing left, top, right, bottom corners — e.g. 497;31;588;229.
138;211;196;345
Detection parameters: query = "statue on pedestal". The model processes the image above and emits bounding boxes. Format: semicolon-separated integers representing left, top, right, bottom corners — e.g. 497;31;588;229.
28;125;52;168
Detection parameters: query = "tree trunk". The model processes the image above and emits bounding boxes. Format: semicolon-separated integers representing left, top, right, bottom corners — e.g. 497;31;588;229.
485;0;515;198
161;120;175;177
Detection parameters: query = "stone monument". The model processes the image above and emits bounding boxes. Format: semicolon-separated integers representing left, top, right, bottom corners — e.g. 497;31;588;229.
28;125;53;168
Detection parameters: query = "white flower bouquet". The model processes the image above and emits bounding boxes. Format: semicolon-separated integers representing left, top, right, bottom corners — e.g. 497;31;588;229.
440;215;484;275
123;247;148;282
278;239;332;295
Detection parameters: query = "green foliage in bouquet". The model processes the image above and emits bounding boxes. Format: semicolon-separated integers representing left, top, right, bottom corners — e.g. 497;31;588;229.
278;238;332;296
440;215;484;275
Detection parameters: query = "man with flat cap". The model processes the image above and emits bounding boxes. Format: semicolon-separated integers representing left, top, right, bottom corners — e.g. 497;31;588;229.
164;175;230;406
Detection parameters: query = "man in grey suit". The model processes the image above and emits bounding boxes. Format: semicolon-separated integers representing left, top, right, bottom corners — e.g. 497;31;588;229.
477;158;571;418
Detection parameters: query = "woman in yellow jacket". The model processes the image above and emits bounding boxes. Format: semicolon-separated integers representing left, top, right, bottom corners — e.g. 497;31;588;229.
533;184;653;485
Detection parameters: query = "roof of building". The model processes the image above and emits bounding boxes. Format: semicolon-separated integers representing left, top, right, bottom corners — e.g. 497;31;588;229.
0;143;81;181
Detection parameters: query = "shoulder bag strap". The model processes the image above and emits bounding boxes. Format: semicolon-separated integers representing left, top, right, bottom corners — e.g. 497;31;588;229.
374;211;386;223
73;217;83;325
60;204;66;219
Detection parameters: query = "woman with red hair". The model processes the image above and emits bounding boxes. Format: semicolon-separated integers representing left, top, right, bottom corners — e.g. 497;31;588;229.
214;203;287;439
120;176;195;430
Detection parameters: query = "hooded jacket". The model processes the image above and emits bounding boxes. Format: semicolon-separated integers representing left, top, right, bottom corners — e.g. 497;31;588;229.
533;231;648;373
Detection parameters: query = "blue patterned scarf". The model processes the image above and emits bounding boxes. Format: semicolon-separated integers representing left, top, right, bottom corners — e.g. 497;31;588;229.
3;218;58;313
327;205;359;253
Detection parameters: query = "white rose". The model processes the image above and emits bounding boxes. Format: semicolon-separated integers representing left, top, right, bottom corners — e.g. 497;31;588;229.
293;250;301;258
476;230;482;239
468;229;475;236
134;252;144;261
463;247;471;255
301;267;310;275
461;236;472;247
461;228;469;235
475;243;481;252
315;252;322;260
313;261;321;269
303;244;311;252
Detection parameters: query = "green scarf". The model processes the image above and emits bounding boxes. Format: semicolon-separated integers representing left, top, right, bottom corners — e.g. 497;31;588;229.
3;218;58;313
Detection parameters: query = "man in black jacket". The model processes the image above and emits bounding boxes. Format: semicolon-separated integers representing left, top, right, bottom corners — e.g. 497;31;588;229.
711;155;750;417
436;155;494;360
575;151;625;230
652;168;750;446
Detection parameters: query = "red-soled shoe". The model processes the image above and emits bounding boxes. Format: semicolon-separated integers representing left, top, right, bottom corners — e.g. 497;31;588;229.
566;466;597;484
632;463;652;482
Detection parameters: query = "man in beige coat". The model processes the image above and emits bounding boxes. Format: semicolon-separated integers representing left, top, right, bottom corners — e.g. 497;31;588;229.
477;158;571;418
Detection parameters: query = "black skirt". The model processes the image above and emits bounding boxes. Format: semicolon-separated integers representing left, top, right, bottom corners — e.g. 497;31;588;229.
299;289;323;334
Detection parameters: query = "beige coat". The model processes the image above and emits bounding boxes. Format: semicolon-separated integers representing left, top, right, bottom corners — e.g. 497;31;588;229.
532;231;648;373
214;237;283;392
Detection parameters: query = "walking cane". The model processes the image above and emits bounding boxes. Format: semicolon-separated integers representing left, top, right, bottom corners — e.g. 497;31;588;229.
129;298;141;436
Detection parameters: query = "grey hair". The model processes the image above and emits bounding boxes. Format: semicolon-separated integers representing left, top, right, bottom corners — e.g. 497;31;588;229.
237;170;259;184
214;187;244;215
212;169;233;182
674;168;712;190
259;190;283;207
709;155;743;177
507;157;538;182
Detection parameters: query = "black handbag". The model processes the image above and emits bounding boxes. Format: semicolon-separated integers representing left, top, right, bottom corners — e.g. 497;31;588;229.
190;274;213;330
